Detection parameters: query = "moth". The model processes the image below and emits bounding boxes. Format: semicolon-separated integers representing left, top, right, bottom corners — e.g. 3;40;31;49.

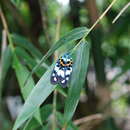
51;53;73;88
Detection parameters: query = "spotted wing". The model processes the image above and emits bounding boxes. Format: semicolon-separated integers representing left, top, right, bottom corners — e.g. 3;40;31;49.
50;62;60;85
57;66;72;88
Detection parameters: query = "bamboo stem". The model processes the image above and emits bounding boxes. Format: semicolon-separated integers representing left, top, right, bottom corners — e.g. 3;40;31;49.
112;2;130;23
72;0;118;52
52;12;62;130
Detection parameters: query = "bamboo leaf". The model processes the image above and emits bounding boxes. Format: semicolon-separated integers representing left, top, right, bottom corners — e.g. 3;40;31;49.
56;112;78;130
1;47;12;80
11;34;42;58
64;41;90;124
23;104;52;130
0;46;12;99
27;27;88;82
13;64;56;130
12;53;42;125
15;47;48;77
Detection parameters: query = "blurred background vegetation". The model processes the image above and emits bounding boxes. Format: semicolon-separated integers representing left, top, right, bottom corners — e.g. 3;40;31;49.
0;0;130;130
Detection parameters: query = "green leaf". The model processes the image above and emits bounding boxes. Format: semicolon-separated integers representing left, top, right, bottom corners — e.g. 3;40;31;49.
27;27;88;81
13;64;56;130
40;104;52;122
56;112;78;130
0;47;12;80
12;53;42;125
11;0;21;7
23;104;52;130
64;41;90;124
23;118;40;130
0;46;12;99
11;34;42;58
56;86;67;97
15;47;48;77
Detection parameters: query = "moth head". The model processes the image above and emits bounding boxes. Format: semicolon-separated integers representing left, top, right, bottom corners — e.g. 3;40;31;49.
60;54;73;66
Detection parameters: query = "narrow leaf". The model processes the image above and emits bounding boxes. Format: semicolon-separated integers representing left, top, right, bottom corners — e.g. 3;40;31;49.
1;47;12;81
27;27;88;82
13;64;56;130
15;47;48;77
13;54;42;125
64;41;90;124
11;34;42;58
0;46;12;100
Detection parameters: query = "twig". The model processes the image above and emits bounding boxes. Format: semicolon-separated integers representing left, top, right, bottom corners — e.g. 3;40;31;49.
52;12;61;130
1;30;7;55
52;90;57;130
72;0;118;52
73;114;104;126
24;0;118;87
112;2;130;23
0;7;14;51
0;8;8;31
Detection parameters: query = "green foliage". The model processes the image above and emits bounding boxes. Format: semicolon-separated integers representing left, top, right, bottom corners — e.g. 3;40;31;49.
27;27;88;81
15;47;46;77
0;46;12;97
13;63;56;130
64;41;90;124
12;27;90;130
13;54;42;124
1;0;130;130
12;34;42;58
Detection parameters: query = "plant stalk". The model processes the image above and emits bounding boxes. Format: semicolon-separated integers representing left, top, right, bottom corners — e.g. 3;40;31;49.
73;0;118;52
52;12;62;130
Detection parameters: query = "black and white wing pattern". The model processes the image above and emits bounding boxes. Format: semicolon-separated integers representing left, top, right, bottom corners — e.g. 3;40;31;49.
50;53;73;88
50;61;60;85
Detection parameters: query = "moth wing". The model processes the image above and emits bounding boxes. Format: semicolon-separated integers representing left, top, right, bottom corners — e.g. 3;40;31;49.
58;67;72;88
50;70;58;85
50;64;60;85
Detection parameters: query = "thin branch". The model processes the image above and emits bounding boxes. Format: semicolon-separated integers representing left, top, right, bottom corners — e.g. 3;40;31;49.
72;0;118;52
52;13;61;130
0;7;8;32
24;0;118;86
0;7;14;50
112;2;130;23
1;30;7;54
52;90;57;130
73;114;104;126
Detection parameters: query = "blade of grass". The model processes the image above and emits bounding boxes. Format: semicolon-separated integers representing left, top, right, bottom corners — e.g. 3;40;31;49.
13;63;56;130
63;41;90;125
